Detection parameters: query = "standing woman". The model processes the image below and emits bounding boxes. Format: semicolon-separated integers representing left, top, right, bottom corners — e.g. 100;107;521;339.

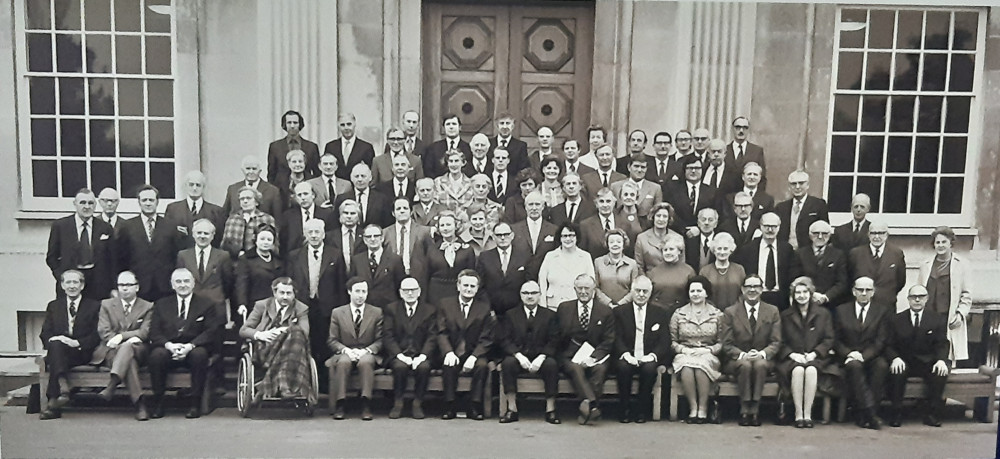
234;227;285;321
434;150;474;213
458;203;497;257
537;222;596;310
917;226;972;362
503;168;541;224
634;202;682;273
221;186;279;260
646;232;695;312
777;277;836;428
700;232;746;309
411;211;476;304
538;157;566;209
670;276;724;423
594;229;640;307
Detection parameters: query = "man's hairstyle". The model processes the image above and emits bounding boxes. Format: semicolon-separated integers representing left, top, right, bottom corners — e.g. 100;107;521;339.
136;183;160;199
496;112;515;122
192;218;216;233
346;277;368;291
60;269;85;283
629;129;647;142
653;131;673;143
732;115;749;126
338;198;360;214
281;110;304;130
441;113;460;125
457;268;481;284
271;276;296;293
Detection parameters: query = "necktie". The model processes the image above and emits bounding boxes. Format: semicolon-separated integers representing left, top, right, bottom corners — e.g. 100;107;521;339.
357;191;366;220
449;139;456;151
348;229;356;258
370;251;378;274
604;217;612;232
567;202;577;222
327;178;336;202
406;137;415;153
190;202;198;216
748;189;755;198
79;221;93;265
765;244;776;290
602;172;609;188
304;208;311;221
529;308;535;320
708;166;718;188
858;305;866;325
913;312;920;328
855;221;861;233
179;297;188;321
146;217;155;242
198;248;206;277
874;247;882;264
739;219;747;236
354;309;362;335
659;160;666;178
313;248;320;260
815;246;824;258
500;138;508;149
398;225;407;255
568;163;576;174
477;159;484;173
749;306;757;329
495;174;504;197
737;144;744;161
462;302;470;319
407;304;414;318
580;303;591;330
68;299;77;334
689;185;696;209
499;248;509;274
398;180;405;198
124;302;131;317
703;236;710;257
790;200;802;248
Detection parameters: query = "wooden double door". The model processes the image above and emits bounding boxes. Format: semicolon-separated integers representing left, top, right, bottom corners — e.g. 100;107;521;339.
422;2;594;149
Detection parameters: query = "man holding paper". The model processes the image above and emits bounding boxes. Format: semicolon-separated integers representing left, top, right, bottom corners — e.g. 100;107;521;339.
555;274;615;425
613;276;672;423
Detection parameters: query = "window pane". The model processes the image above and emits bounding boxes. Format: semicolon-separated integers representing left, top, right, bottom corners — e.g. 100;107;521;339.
29;77;56;115
857;136;884;172
89;119;115;156
26;0;52;30
114;0;141;32
893;52;919;90
889;95;914;132
883;177;909;213
949;55;974;92
953;12;978;51
865;52;891;90
146;0;172;33
916;96;942;133
910;177;936;213
119;119;145;157
147;80;172;116
860;96;887;132
91;160;116;190
85;34;112;73
149;162;175;199
53;0;81;30
837;52;863;90
941;137;967;174
832;95;859;131
31;119;57;156
896;10;924;50
32;160;58;197
921;54;947;91
839;9;867;49
60;118;86;156
58;77;85;115
945;97;970;134
924;11;950;50
145;36;171;75
913;137;939;173
88;78;114;115
27;33;53;72
938;177;963;213
120;161;145;197
857;176;882;210
828;176;854;212
118;79;143;116
84;0;111;31
55;34;83;73
148;120;173;158
61;160;87;197
115;35;141;74
830;135;856;172
886;136;911;173
869;10;895;49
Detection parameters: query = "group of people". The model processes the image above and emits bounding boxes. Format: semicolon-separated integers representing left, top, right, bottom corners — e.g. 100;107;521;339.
39;109;971;429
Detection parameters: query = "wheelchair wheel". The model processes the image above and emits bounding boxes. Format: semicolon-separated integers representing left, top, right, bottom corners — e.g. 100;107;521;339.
237;353;254;418
306;357;319;417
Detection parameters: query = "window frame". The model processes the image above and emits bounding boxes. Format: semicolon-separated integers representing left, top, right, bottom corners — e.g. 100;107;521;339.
823;5;987;228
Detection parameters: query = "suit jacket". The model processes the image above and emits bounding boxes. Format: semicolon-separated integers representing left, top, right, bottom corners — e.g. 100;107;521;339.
238;297;310;339
423;138;472;178
562;161;595;179
663;181;717;231
725;141;767;190
385;136;429;158
176;246;233;307
91;296;154;364
375;178;417;203
327;303;384;362
163;199;226;249
775;195;830;248
578;213;641;258
286;244;348;317
45;216;117;299
612;303;672;363
499;305;558;359
436;297;494;359
795;245;848;306
411;202;446;228
267;136;321;185
833;301;889;362
487;169;519;204
546;198;597;227
462;154;494;178
777;304;834;360
371;151;425;185
722;189;774;221
528;150;564;172
279;205;336;252
490;136;529;173
733;238;797;305
476;246;530;316
685;233;717;272
720;301;782;360
702;162;743;197
884;308;949;365
383;222;433;272
502;195;528;224
510;218;559;280
149;294;220;352
554;300;614;361
101;214;127;237
717;216;761;250
581;170;627;201
847;244;906;309
610;179;663;218
348;250;406;308
222;180;284;223
832;219;870;253
383;301;438;358
323;137;376;180
644;154;686;187
306;175;352;209
334;188;393;228
40;296;101;353
117;215;179;301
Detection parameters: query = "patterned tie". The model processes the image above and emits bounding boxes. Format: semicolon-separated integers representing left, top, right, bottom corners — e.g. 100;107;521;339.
604;217;612;232
304;208;311;221
190;202;198;216
79;221;93;265
146;217;155;242
874;247;882;265
749;306;757;329
580;303;590;330
370;251;378;275
357;190;366;221
124;302;131;318
354;308;362;335
689;185;696;209
406;137;415;153
179;297;187;321
68;299;77;334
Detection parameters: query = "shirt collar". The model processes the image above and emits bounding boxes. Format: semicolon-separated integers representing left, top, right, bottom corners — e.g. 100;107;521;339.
744;301;759;313
524;305;537;317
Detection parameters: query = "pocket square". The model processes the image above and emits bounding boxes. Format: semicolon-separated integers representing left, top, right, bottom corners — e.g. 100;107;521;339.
596;320;602;326
651;323;660;331
99;234;110;240
927;330;933;334
137;319;144;323
544;235;554;242
889;264;896;268
517;266;524;271
826;263;835;268
195;316;204;322
809;326;816;331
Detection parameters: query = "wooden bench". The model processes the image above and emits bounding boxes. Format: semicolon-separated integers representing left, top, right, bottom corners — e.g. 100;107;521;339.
496;363;666;421
36;355;216;414
668;371;834;423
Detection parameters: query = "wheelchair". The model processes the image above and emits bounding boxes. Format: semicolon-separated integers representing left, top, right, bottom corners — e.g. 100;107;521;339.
236;317;319;418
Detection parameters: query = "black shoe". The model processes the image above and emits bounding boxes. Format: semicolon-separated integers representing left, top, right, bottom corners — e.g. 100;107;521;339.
866;414;883;430
135;400;149;421
150;399;165;419
738;414;750;426
361;398;373;421
469;405;484;421
185;407;201;419
619;409;632;423
578;399;592;425
750;414;761;426
48;393;71;410
804;419;814;428
545;411;561;424
412;401;425;420
794;419;805;428
499;411;519;423
388;400;403;419
889;413;902;428
441;406;457;420
635;415;647;424
39;409;61;420
923;414;942;427
333;403;345;420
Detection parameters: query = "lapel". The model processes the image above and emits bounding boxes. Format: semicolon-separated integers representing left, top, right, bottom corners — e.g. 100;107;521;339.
357;304;373;336
319;245;339;276
737;303;754;334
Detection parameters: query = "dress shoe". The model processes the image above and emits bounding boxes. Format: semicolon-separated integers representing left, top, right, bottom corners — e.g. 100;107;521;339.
590;406;602;422
578;399;592;425
738;414;750;426
635;415;647;424
150;400;165;419
135;400;149;421
499;411;519;423
468;406;484;421
888;414;902;428
185;407;201;419
333;405;346;420
618;409;632;423
39;409;61;420
750;414;761;426
412;400;425;419
99;386;115;402
49;393;71;410
865;414;883;430
388;400;403;419
545;411;561;424
804;419;814;428
923;414;942;427
794;419;804;428
361;406;373;421
441;409;457;420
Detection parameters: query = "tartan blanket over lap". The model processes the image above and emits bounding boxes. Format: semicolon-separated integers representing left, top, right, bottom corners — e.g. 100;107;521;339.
256;325;315;404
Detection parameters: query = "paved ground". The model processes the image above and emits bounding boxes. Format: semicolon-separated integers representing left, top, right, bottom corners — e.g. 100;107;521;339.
1;400;997;458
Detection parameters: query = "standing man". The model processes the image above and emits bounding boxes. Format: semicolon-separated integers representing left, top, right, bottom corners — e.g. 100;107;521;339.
726;116;767;191
491;112;529;174
383;198;433;275
528;126;560;171
327;278;384;421
334;164;392;228
464;133;494;177
397;110;427;157
349;225;405;308
176;219;233;320
646;131;682;186
610;155;662;223
436;269;495;420
720;274;782;426
423;113;471;178
97;187;126;236
510;191;558;280
92;271;154;420
722;162;774;221
118;185;178;302
579;188;641;258
147;268;220;419
832;193;872;252
664;155;716;233
46;189;117;300
373;127;424;185
375;153;418;202
222;156;283;221
717;191;761;250
685;208;719;272
307;152;352;209
703;139;741;197
775;170;829;250
614;276;671;423
498;281;561;424
267;110;321;187
412;178;446;227
581;145;627;199
164;171;225;249
280;182;335;252
561;139;594;177
690;128;712;164
489;148;518;204
555;274;615;425
383;278;437;419
324;113;376;181
795;220;848;308
477;222;530;316
734;212;796;310
847;221;906;311
38;270;101;420
548;173;597;227
834;277;890;430
627;129;649;157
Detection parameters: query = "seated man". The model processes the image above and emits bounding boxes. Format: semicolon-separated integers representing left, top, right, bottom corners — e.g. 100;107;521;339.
328;278;383;421
39;269;101;420
833;276;890;430
885;285;950;427
555;274;614;425
92;271;154;421
238;277;313;409
614;276;672;423
720;274;782;426
437;269;495;421
383;278;437;419
498;281;560;424
147;268;221;419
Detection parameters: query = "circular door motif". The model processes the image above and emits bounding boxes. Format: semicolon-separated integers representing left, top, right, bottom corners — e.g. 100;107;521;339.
442;84;493;133
524;19;575;72
443;17;494;70
522;86;571;134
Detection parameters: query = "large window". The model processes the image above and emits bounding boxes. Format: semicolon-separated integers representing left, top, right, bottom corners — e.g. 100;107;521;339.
16;0;177;212
826;7;985;226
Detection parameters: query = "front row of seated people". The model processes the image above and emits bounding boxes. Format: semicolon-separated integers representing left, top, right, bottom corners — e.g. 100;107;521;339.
40;265;951;429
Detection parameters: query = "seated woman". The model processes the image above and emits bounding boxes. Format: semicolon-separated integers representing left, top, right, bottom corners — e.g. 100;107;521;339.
777;276;836;428
647;232;696;312
670;276;724;423
594;229;640;307
238;277;314;406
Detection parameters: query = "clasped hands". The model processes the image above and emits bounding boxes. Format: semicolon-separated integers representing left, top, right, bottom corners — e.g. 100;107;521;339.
788;352;817;365
396;353;428;370
739;349;767;361
443;351;477;372
164;342;195;360
342;347;372;362
515;353;548;373
106;334;142;349
48;335;80;348
620;352;656;366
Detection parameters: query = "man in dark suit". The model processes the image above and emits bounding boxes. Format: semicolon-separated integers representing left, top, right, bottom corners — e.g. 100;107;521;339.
703;139;742;198
561;139;595;178
613;276;672;423
280;182;335;252
323;113;376;181
374;154;418;203
117;185;179;302
527;126;562;172
579;188;642;258
423;114;472;178
307;153;352;209
626;129;648;157
267;110;321;187
685;208;719;271
885;284;951;427
348;225;405;308
436;270;495;420
725;116;767;191
490;112;529;174
383;278;437;419
46;189;117;301
164;171;225;249
795;220;848;308
775;170;830;250
832;193;872;252
488;148;518;204
581;146;627;201
720;274;782;426
334;163;393;228
176;219;233;320
476;222;529;316
464;133;494;177
394;110;428;158
511;191;558;280
383;198;433;275
222;156;284;221
497;280;561;424
733;212;797;310
373;127;424;185
555;274;615;425
717;191;761;250
328;278;384;420
834;277;890;430
645;131;684;187
721;162;774;221
548;173;597;227
412;178;447;227
97;187;126;236
147;268;221;419
609;156;663;223
38;270;101;420
665;155;717;235
847;221;906;311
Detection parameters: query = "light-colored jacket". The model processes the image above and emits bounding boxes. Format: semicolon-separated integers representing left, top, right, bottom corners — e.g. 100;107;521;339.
538;248;596;310
917;254;971;361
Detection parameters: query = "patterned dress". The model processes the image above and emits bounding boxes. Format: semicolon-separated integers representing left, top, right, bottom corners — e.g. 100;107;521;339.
670;303;724;381
434;174;474;213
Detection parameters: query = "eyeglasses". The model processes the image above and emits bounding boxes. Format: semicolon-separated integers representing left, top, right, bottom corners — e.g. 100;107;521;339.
693;136;708;141
761;224;780;229
521;291;541;295
561;233;577;238
810;232;831;236
907;294;928;299
734;125;750;130
654;140;672;145
869;231;888;236
676;138;692;142
494;232;513;237
363;234;382;239
387;137;405;141
117;283;138;287
742;284;763;289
